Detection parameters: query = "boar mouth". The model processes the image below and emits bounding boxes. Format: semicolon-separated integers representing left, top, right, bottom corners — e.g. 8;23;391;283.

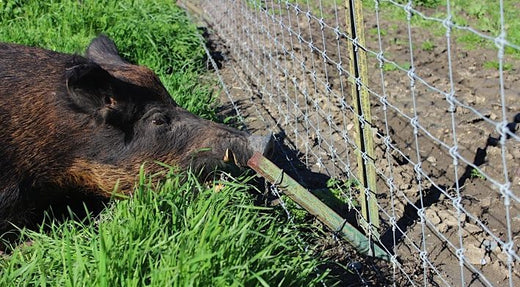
217;148;242;178
201;133;274;180
223;148;240;166
237;133;274;166
220;133;274;167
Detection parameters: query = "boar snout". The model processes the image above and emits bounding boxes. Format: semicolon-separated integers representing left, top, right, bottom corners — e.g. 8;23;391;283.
220;133;273;176
248;133;274;158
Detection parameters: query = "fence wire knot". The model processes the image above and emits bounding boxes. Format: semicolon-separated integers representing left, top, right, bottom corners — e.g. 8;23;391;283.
297;33;303;43
358;114;366;128
379;95;388;107
330;147;336;156
336;62;343;74
448;146;458;161
353;37;359;52
452;197;462;210
318;17;325;30
410;116;419;128
417;208;425;222
442;16;453;37
334;26;341;40
311;70;317;81
389;216;396;226
293;4;300;14
316;157;323;168
404;2;413;20
407;67;416;83
494;32;507;50
455;248;465;264
325;81;332;93
340;98;347;109
390;255;398;265
364;187;372;200
305;10;312;21
376;51;384;68
383;136;393;148
503;242;516;263
413;162;423;176
313;98;320;109
419;250;428;262
386;176;394;187
361;151;370;164
342;131;349;141
497;120;510;138
445;90;456;111
326;115;333;125
321;50;327;62
500;183;512;206
374;0;380;10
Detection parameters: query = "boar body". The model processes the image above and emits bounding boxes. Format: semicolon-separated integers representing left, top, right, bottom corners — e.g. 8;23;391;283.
0;36;271;234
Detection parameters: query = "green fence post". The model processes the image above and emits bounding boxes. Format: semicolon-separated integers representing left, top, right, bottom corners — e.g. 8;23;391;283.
248;153;390;260
345;0;380;244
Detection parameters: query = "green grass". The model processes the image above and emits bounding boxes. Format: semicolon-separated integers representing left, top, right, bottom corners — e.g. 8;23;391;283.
470;167;486;180
254;0;344;20
0;0;337;285
368;27;387;37
325;178;360;210
483;60;513;71
382;61;411;72
450;0;520;56
421;40;435;52
0;0;216;119
372;0;520;57
1;168;331;286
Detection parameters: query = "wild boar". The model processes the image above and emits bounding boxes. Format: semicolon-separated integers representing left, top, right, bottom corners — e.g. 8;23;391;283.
0;35;272;234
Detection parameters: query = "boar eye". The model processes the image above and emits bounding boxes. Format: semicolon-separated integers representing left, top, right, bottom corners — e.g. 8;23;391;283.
152;118;165;126
150;113;168;126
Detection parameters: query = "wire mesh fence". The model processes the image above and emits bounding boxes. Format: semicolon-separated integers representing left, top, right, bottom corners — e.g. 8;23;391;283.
184;0;519;286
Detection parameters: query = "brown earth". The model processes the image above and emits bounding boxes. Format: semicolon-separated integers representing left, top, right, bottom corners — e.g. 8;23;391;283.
182;1;519;286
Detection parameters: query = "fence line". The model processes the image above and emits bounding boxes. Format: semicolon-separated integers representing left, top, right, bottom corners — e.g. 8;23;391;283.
185;0;519;285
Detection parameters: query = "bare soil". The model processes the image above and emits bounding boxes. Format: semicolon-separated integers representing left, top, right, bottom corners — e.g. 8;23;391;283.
183;1;519;286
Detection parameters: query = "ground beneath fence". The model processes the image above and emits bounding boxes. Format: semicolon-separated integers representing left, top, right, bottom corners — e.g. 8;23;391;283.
182;1;519;286
198;22;398;287
360;6;520;287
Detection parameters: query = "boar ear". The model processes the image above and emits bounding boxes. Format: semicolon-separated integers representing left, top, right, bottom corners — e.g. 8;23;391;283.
86;34;127;66
85;35;175;105
66;61;129;126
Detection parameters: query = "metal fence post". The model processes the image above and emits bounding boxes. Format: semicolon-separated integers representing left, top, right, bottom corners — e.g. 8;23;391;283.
345;0;380;242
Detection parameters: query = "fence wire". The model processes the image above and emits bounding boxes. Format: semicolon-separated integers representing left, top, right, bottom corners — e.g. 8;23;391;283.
188;0;519;286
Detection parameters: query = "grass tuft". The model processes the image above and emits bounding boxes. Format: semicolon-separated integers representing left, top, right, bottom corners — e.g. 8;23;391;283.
1;169;331;286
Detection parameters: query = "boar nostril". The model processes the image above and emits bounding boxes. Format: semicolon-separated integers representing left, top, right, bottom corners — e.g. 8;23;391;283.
248;133;274;157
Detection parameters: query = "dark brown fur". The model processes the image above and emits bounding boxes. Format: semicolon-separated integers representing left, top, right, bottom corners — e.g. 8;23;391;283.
0;35;267;236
